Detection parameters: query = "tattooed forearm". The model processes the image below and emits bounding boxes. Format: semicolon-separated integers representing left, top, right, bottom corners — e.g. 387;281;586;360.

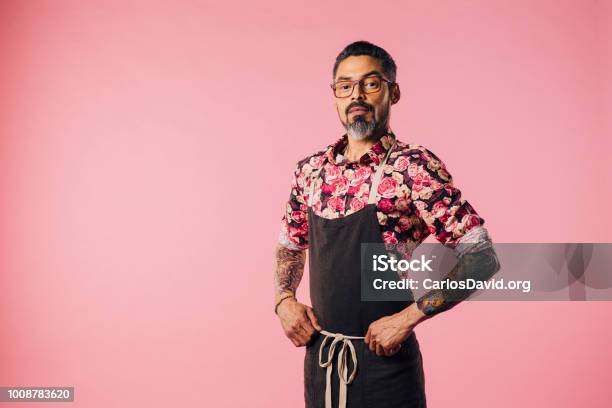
273;243;306;299
416;245;501;316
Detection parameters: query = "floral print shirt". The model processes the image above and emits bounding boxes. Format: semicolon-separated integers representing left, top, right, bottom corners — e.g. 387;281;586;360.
279;130;485;255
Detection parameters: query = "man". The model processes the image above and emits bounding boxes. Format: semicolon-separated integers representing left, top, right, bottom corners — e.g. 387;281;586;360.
273;41;500;408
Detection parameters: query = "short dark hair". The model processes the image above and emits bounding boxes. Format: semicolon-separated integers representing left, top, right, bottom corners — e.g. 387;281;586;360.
332;41;397;83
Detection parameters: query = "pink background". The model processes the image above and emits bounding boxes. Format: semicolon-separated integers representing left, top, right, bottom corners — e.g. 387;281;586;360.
1;1;611;407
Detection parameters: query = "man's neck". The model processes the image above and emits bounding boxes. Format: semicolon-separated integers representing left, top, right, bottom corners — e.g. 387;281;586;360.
344;128;388;162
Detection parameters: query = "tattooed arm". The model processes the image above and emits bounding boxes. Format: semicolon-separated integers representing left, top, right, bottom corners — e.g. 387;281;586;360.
407;148;502;317
273;243;306;304
416;227;501;316
273;243;322;347
365;227;501;356
275;158;323;346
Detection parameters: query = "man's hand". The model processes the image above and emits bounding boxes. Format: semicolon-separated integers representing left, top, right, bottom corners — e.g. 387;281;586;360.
276;298;322;347
364;303;427;357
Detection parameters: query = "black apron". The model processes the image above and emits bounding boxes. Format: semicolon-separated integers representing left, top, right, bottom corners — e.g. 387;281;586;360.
303;141;427;408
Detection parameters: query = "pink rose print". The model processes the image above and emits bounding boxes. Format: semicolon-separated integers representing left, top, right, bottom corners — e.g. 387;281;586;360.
430;179;442;191
464;214;482;229
432;201;448;218
331;177;349;196
412;183;423;193
445;218;458;233
321;183;333;195
327;196;345;212
438;213;450;225
383;231;398;244
395;197;410;211
324;164;341;183
377;198;394;214
289;223;308;240
437;230;452;244
393;155;410;172
377;176;398;198
413;171;432;187
351;166;372;186
291;210;305;224
349;197;365;212
309;155;325;169
296;173;305;189
372;142;384;155
348;184;360;195
407;163;419;178
413;201;427;211
413;229;423;240
398;215;413;231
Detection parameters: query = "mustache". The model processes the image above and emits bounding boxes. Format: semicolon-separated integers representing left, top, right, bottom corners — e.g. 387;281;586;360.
346;103;372;114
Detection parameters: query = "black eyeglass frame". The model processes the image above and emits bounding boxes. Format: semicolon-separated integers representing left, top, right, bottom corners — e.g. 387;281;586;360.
330;74;396;98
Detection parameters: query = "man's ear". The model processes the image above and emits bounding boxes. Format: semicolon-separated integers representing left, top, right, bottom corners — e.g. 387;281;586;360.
391;84;401;105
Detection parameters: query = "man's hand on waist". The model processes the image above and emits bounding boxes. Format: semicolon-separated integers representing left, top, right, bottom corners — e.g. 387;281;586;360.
276;297;322;347
364;303;427;357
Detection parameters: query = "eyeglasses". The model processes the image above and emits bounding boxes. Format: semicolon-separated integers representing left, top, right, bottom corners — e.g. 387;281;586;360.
330;74;395;98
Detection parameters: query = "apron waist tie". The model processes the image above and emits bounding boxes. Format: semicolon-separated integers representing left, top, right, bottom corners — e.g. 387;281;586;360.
318;329;365;408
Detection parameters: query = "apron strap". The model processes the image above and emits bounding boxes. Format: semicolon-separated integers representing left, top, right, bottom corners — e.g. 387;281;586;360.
318;330;365;408
367;140;396;204
308;140;397;208
308;165;324;208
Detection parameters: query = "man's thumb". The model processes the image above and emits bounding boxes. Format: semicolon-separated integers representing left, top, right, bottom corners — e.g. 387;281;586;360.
306;307;322;331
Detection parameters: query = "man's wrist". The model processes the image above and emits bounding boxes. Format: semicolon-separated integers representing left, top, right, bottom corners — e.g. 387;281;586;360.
401;302;428;328
416;290;449;317
274;290;295;303
274;292;296;314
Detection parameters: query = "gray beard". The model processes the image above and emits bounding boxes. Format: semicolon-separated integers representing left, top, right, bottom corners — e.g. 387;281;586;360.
346;116;377;141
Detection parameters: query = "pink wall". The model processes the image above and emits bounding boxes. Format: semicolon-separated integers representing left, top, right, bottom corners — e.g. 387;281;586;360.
1;1;610;407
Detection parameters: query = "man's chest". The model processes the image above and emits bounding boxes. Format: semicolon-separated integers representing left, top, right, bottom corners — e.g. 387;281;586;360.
306;162;415;219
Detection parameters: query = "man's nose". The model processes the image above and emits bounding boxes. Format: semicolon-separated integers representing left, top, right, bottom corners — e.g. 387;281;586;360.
350;81;366;100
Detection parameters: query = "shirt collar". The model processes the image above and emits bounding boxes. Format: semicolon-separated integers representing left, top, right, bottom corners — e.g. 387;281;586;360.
325;128;397;166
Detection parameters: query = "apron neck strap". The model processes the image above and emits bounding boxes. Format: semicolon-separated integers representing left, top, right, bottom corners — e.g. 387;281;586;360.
308;161;325;208
367;140;396;204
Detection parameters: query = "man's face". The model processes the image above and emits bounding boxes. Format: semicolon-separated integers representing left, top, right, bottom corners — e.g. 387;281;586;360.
333;55;399;141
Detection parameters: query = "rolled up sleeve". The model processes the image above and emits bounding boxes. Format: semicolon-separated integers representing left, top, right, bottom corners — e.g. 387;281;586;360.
279;162;309;250
408;148;485;249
